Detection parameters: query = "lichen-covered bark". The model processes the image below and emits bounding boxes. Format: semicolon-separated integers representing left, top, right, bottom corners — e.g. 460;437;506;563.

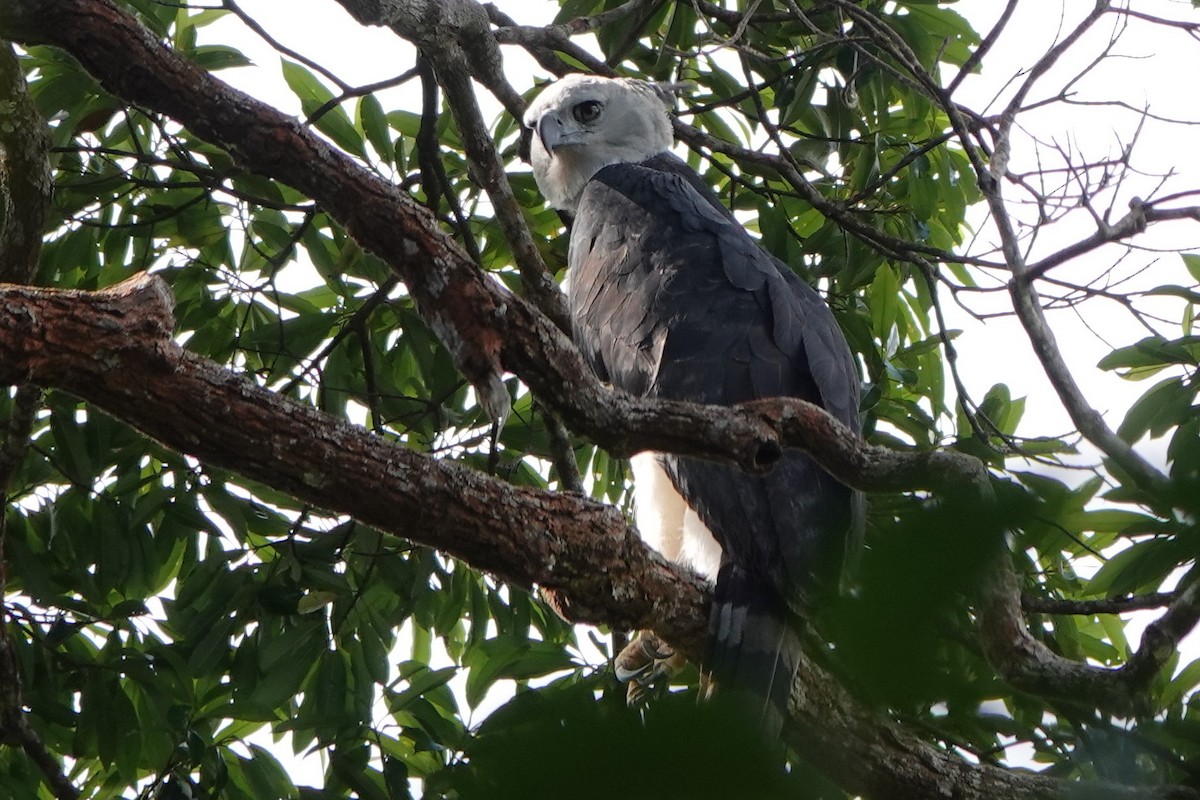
0;274;709;652
0;273;1191;800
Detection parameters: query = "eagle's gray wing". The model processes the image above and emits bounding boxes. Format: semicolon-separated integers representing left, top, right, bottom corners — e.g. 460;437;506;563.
567;154;860;728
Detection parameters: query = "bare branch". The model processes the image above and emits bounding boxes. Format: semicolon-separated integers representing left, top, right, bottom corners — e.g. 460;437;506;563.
302;65;421;128
1020;197;1149;281
964;4;1178;502
334;0;571;333
990;2;1111;182
1023;591;1176;616
222;0;351;91
1108;6;1200;39
487;5;613;77
948;0;1019;94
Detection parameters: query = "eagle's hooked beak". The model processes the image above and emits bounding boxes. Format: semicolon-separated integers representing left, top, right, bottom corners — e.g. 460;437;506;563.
535;112;583;157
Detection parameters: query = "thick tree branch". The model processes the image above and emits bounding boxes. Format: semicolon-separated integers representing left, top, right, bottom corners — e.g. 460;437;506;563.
0;39;69;799
0;385;69;800
0;0;520;423
0;632;78;800
1;274;1193;800
1123;576;1200;692
3;3;1195;797
784;637;1193;800
981;558;1141;713
0;384;38;495
0;0;758;471
0;41;51;284
0;273;711;652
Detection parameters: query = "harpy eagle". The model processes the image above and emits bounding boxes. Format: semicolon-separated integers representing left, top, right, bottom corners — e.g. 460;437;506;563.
525;74;861;731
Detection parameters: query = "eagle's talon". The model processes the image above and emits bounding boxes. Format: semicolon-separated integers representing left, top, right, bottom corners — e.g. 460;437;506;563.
613;660;652;683
614;632;685;704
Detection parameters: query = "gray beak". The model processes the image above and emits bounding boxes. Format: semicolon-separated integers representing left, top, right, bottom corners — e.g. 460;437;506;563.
536;114;564;156
536;112;582;156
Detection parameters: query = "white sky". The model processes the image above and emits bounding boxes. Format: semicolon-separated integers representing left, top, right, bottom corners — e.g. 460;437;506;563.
946;1;1199;464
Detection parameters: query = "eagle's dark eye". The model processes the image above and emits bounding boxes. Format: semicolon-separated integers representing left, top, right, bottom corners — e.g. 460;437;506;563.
573;100;602;124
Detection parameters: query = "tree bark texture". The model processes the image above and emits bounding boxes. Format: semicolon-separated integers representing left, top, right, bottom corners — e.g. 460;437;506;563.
0;232;1188;800
0;274;709;652
0;41;51;284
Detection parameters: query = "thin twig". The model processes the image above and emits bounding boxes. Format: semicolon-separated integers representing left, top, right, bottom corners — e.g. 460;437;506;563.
1023;591;1177;616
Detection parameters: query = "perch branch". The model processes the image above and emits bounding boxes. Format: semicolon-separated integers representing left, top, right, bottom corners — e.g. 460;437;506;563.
0;274;1191;800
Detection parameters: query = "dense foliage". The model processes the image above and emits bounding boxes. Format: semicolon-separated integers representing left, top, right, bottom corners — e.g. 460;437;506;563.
1;1;1198;798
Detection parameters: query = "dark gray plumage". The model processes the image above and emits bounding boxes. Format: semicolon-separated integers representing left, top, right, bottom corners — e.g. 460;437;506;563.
525;75;861;733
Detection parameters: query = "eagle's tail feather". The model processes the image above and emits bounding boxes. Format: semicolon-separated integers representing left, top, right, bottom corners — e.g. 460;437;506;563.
706;562;802;739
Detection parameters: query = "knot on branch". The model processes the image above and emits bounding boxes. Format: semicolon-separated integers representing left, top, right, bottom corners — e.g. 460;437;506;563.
1126;196;1148;234
95;271;177;342
752;438;783;470
0;272;177;386
358;0;501;77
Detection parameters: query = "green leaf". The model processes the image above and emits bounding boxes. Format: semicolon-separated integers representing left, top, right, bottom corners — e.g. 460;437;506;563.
281;58;333;107
191;44;253;71
1087;539;1184;597
1162;657;1200;709
869;265;901;346
112;685;144;781
464;637;575;708
359;93;393;163
281;59;364;157
1117;377;1195;442
553;0;601;25
1183;252;1200;284
1060;509;1160;535
387;664;458;713
241;746;297;799
1098;335;1200;376
297;590;338;614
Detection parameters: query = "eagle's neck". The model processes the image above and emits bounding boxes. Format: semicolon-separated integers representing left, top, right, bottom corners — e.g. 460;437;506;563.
542;146;671;213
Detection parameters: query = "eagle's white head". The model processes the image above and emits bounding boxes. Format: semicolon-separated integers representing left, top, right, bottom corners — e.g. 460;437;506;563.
524;74;675;212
